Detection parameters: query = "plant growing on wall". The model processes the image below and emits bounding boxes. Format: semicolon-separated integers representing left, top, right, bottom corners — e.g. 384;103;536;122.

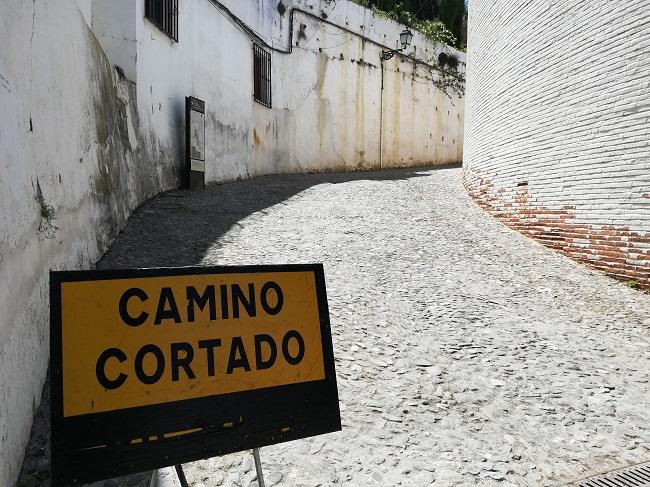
352;0;466;48
432;63;465;98
35;181;59;240
353;0;466;97
436;0;465;47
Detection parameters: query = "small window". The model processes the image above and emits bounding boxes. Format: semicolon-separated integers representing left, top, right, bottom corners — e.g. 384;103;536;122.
253;44;272;108
145;0;179;42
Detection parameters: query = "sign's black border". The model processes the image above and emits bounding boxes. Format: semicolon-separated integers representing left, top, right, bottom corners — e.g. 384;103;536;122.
50;264;340;486
185;95;206;189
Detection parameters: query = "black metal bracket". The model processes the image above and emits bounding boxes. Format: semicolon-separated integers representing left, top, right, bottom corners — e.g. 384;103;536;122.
380;48;402;62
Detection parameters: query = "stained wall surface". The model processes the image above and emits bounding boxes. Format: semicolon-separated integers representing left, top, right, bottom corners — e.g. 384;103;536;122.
463;0;650;287
125;0;465;181
1;2;176;484
0;0;464;484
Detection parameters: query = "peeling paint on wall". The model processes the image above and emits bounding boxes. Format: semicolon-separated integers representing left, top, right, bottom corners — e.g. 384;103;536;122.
0;3;179;485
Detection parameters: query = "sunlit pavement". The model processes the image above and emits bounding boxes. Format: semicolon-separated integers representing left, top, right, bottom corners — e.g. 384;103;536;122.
102;166;650;486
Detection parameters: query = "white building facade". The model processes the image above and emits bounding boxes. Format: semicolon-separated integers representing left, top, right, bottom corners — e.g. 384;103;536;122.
0;0;464;483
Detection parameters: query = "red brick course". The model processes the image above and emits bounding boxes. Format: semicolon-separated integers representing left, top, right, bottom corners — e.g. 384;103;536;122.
463;170;650;290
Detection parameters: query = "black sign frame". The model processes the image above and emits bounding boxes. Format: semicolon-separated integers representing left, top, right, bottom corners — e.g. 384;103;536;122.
185;96;206;190
50;264;340;486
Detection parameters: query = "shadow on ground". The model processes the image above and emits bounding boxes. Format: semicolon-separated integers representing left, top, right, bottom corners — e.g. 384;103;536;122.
97;165;449;269
16;164;456;487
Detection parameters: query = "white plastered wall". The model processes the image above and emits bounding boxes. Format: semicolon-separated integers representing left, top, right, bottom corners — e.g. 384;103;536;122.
0;1;464;484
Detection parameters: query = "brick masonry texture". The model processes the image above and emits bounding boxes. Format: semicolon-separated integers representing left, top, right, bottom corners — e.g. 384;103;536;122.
462;0;650;288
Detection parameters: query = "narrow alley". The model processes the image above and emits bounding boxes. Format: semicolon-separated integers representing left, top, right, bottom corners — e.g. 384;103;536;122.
96;166;650;486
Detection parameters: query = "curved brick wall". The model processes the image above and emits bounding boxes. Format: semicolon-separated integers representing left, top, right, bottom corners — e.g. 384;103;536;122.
463;0;650;288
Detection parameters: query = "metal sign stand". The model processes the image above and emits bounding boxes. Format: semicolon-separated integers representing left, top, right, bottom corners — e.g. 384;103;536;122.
175;464;190;487
174;449;265;486
253;448;266;487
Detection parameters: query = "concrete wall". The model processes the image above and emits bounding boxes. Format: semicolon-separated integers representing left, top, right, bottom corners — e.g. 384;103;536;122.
0;2;178;485
463;0;650;288
0;0;464;484
93;0;465;182
92;0;137;82
75;0;92;26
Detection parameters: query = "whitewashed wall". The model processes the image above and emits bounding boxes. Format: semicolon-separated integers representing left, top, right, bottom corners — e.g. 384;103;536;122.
0;0;464;484
75;0;93;25
463;0;650;287
94;0;464;181
0;2;177;485
92;0;137;82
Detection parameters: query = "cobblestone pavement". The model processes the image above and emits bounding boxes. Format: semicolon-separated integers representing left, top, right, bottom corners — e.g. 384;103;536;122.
100;166;649;486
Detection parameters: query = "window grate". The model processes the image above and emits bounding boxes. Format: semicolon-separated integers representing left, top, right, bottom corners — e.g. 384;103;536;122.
145;0;179;42
253;44;272;108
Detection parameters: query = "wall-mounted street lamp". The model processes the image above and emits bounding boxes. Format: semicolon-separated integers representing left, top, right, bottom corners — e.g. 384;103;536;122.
378;28;414;172
380;29;414;61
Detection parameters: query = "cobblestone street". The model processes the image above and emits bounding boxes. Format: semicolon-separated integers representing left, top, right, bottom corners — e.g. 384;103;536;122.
100;166;650;486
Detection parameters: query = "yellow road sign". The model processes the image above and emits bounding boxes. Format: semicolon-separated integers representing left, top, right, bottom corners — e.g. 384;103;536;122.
50;264;340;486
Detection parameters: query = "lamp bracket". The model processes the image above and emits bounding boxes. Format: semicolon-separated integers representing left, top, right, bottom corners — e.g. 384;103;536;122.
380;49;404;62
